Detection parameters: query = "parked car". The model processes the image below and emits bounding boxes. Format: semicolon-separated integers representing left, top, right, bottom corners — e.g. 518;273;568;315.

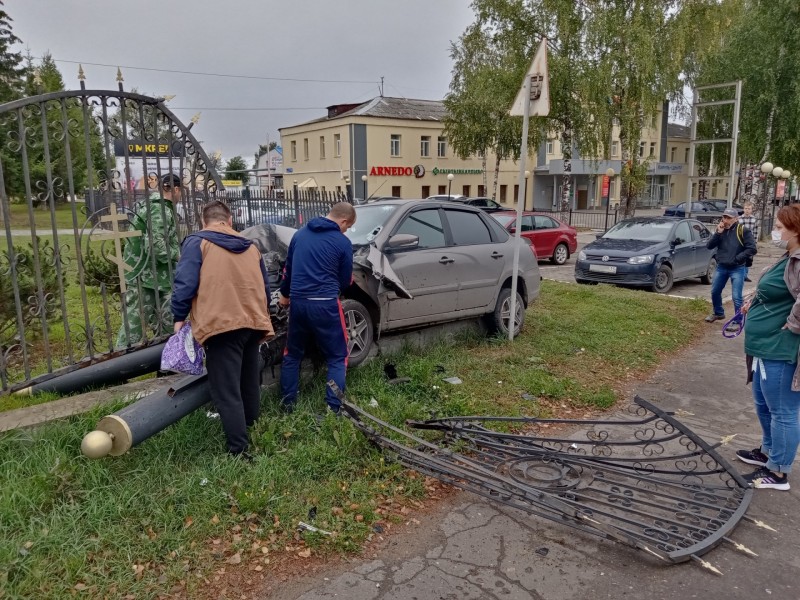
491;211;578;264
426;194;466;201
426;195;505;211
662;201;725;223
705;199;744;214
242;199;541;366
574;217;717;293
230;199;311;231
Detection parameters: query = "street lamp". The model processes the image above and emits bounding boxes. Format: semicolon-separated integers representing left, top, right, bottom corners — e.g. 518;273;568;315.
447;173;454;198
524;170;530;210
604;168;615;231
361;174;368;201
781;170;791;206
343;175;351;201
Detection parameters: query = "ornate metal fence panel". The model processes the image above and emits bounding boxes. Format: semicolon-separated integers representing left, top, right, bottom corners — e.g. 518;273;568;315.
0;80;221;393
332;385;757;571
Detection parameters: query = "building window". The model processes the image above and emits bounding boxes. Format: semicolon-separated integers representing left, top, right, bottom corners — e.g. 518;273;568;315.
391;185;401;197
649;142;656;157
639;142;645;157
500;185;507;202
319;136;326;159
438;185;446;194
477;149;485;159
437;136;447;157
462;185;470;197
478;185;485;197
546;140;554;154
290;140;297;161
420;136;430;157
303;138;309;160
336;185;342;193
611;141;619;157
685;148;690;163
334;134;341;157
422;185;430;197
390;134;401;157
514;184;519;201
670;147;676;162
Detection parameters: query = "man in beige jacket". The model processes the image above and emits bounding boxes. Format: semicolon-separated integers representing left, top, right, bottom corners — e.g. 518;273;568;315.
171;200;274;459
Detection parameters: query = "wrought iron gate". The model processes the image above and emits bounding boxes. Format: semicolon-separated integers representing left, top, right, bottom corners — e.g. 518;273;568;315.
0;79;222;393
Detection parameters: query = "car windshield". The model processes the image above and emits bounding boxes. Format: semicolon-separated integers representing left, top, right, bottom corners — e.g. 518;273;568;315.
603;221;673;242
346;204;400;246
492;214;515;227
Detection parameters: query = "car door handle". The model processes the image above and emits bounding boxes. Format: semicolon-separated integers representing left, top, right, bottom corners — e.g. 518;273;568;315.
439;256;455;264
491;251;504;259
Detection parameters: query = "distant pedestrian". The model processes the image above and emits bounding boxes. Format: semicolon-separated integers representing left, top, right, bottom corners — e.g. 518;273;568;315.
171;200;275;459
116;173;181;348
278;202;356;415
705;208;757;327
739;201;759;281
738;204;800;490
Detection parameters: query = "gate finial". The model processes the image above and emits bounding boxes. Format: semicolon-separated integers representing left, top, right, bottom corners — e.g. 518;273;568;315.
33;68;42;89
78;64;86;81
116;67;124;82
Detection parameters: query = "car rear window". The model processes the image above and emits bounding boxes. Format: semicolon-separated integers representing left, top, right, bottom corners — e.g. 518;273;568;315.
445;209;493;245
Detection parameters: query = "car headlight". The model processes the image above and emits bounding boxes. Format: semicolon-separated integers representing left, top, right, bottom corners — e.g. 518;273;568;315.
578;250;586;260
627;254;654;265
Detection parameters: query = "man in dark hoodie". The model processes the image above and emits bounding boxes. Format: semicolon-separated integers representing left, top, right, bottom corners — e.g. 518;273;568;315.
278;202;356;414
706;207;757;325
171;201;275;458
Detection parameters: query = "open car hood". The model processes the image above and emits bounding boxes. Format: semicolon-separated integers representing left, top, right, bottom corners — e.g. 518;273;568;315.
241;223;412;299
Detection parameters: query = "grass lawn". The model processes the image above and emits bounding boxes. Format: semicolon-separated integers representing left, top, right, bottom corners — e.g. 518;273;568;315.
0;201;86;232
0;281;709;598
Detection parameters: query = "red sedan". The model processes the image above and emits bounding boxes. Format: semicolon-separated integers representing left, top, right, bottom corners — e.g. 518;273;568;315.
491;211;578;264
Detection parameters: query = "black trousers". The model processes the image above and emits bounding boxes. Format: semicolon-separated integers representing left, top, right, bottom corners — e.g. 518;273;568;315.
204;328;262;454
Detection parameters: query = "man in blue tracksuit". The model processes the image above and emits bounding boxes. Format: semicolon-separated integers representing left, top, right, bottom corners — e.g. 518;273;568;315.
278;202;357;414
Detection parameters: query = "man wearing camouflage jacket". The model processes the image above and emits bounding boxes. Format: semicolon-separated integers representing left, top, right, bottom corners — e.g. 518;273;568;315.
116;173;181;347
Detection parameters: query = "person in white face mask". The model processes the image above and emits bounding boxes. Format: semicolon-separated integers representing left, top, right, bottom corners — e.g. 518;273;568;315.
738;204;800;490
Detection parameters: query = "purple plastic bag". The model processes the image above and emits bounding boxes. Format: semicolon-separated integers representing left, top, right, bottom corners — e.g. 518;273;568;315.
160;322;205;375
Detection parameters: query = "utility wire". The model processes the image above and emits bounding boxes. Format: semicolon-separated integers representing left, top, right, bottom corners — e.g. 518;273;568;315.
40;57;377;85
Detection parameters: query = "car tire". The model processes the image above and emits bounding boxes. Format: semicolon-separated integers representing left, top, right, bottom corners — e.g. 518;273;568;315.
486;287;525;337
699;256;717;284
341;298;374;368
651;264;674;293
551;243;569;265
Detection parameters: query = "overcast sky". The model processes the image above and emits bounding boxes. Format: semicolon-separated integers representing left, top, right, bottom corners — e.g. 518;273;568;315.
9;0;475;165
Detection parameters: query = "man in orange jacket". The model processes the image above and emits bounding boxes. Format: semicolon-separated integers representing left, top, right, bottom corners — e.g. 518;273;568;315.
171;200;274;459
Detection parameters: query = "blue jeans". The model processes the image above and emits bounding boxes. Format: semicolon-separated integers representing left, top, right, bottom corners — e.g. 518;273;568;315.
710;264;746;317
280;298;349;411
752;358;800;474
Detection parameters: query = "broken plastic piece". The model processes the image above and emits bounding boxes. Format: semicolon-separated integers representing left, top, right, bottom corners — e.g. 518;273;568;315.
443;377;462;385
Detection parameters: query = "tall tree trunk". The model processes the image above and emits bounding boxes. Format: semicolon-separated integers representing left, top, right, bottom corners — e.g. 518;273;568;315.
559;127;572;219
481;155;487;194
492;155;501;201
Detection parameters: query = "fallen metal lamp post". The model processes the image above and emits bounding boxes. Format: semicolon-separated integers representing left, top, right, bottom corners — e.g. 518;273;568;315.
14;342;167;397
81;373;209;458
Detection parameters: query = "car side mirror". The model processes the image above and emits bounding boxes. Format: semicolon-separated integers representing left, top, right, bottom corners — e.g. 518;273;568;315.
508;227;516;234
385;233;419;251
670;238;680;247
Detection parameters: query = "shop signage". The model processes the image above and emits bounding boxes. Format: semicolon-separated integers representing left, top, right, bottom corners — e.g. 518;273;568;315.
648;162;685;175
431;167;483;175
369;166;415;176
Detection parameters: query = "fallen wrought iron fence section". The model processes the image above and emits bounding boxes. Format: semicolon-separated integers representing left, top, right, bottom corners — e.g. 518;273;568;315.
330;382;760;572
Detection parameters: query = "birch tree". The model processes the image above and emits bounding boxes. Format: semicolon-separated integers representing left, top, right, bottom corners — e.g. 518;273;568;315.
446;0;729;215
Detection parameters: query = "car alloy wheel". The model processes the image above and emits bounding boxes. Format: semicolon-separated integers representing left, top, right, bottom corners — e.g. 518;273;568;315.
488;288;525;336
551;243;569;265
341;299;374;367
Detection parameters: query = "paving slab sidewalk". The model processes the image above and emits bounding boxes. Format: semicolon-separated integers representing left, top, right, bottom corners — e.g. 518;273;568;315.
274;328;799;600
